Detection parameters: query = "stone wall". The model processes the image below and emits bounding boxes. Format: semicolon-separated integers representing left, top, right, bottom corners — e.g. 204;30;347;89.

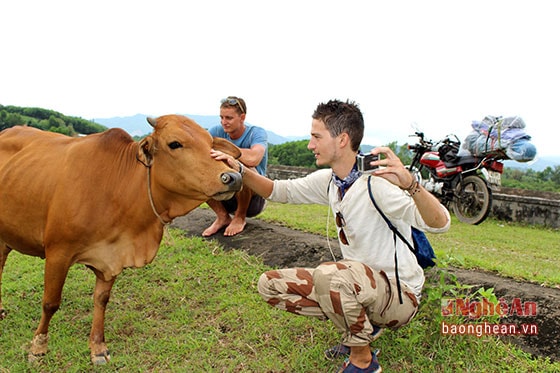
267;165;315;180
492;188;560;228
267;165;560;228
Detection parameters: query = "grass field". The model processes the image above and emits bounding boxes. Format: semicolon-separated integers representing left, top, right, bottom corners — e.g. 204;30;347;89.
0;203;558;372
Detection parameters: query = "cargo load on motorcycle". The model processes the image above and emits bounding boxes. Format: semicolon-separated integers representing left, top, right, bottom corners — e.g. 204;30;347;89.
460;115;537;162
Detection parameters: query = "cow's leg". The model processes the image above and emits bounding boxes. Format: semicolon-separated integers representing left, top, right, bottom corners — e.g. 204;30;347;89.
0;243;12;320
29;254;71;361
88;268;115;365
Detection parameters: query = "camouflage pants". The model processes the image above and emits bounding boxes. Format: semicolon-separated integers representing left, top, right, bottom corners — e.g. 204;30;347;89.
257;260;419;346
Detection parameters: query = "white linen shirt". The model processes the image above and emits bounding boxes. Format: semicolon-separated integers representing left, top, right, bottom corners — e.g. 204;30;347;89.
268;168;450;298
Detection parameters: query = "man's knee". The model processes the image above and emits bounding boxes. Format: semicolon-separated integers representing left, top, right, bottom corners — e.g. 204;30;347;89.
257;270;278;300
312;262;349;301
246;194;265;217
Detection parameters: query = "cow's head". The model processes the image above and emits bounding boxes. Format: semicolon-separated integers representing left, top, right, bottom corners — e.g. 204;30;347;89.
137;115;242;215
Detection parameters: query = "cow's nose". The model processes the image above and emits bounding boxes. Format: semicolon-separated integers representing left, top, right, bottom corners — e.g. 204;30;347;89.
220;171;242;191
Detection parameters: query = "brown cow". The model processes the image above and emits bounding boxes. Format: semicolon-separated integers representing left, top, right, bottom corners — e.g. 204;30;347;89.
0;114;242;364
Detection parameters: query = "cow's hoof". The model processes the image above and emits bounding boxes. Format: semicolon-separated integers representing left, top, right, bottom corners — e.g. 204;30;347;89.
0;308;7;320
28;352;45;363
91;350;111;365
30;333;49;358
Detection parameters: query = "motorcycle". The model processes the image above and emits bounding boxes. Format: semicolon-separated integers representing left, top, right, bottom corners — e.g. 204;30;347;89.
407;131;505;225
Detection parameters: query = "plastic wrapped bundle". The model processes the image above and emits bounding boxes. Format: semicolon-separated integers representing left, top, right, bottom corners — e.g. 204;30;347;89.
506;138;537;161
462;116;537;162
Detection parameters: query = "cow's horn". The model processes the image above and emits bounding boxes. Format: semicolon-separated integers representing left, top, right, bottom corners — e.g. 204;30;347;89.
147;117;157;128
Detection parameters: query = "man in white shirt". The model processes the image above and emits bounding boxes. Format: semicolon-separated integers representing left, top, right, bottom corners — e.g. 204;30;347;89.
211;99;450;372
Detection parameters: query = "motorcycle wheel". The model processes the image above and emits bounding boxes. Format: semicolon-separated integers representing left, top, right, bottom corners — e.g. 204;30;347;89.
451;175;492;225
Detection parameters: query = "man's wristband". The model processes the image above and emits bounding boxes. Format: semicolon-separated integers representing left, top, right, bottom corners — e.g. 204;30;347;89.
407;182;422;196
400;178;416;191
401;179;420;196
236;161;245;176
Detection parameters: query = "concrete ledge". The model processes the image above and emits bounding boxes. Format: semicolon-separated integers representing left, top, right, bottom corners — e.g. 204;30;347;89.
492;191;560;228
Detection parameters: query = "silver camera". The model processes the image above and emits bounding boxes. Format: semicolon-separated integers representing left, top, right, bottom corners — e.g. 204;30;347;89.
356;153;379;172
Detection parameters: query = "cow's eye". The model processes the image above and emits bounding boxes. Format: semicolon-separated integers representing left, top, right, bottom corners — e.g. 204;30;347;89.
168;141;183;149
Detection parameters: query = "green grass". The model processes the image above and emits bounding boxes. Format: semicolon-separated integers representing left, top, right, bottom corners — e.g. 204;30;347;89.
259;202;560;287
1;205;559;372
1;237;337;372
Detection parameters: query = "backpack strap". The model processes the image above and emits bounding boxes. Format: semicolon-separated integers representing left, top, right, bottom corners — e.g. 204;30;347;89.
367;175;417;304
366;175;417;254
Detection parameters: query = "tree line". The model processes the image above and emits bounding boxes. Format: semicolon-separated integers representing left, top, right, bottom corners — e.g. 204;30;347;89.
268;140;560;193
0;105;106;136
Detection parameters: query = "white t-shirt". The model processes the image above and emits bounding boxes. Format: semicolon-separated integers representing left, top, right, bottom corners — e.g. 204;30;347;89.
268;168;450;297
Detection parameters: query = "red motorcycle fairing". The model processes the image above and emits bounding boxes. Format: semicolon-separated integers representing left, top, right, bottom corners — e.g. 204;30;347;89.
419;152;442;168
485;160;504;173
420;152;463;178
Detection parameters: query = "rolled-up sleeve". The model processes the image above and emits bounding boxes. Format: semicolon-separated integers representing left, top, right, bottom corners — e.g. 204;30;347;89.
268;169;331;205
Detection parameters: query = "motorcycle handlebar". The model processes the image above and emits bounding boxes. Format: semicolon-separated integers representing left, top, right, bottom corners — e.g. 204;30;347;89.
408;132;431;151
408;142;432;151
408;144;420;150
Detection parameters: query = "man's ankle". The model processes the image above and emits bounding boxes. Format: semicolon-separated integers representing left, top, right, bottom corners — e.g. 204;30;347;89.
349;345;372;368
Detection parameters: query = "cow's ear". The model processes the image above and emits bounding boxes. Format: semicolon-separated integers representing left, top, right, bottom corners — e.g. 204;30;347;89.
137;136;154;167
213;137;242;159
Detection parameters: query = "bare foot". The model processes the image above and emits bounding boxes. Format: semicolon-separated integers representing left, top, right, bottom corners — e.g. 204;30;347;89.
224;217;246;236
202;217;232;237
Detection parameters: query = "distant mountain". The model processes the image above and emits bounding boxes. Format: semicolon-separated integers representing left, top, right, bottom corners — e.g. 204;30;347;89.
92;114;559;171
92;113;296;145
92;114;152;137
504;157;560;172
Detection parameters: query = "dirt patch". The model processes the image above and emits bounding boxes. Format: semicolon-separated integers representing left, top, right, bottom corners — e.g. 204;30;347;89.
172;209;560;362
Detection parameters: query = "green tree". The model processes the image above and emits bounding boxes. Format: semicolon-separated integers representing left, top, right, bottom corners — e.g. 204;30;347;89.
551;166;560;184
0;105;106;135
48;115;65;129
268;140;317;168
1;112;25;130
0;110;7;131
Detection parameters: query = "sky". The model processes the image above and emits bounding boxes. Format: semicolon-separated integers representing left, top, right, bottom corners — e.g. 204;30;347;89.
2;1;559;157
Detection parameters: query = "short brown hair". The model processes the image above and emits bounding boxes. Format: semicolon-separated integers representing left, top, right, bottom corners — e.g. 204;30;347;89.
220;96;247;115
312;99;364;152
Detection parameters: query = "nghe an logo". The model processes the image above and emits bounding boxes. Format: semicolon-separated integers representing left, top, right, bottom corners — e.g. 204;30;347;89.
441;297;537;319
